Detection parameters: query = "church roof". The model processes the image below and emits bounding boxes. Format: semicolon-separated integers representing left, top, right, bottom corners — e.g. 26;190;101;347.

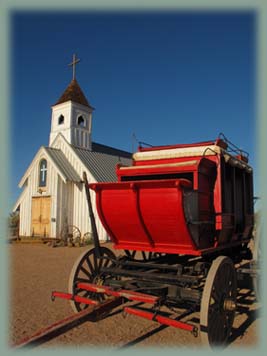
91;142;133;159
72;142;132;182
45;147;81;182
54;79;93;108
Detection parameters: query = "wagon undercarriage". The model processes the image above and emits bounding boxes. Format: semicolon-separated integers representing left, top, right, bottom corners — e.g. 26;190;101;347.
50;241;254;348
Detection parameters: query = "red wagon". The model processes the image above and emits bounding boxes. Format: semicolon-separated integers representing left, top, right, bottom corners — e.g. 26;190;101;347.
51;134;259;348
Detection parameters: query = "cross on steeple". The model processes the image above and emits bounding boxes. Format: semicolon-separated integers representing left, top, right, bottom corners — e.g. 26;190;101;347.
68;54;80;80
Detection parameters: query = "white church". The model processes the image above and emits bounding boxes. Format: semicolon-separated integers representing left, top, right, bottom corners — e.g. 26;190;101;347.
13;56;132;241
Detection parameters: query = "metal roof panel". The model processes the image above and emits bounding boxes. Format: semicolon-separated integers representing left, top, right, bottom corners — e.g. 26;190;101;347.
72;145;132;182
45;148;81;182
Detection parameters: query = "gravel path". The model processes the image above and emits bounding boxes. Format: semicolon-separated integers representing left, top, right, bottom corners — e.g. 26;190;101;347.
9;243;260;349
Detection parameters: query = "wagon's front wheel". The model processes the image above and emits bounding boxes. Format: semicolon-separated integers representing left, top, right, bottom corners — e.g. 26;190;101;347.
68;247;117;313
200;256;237;348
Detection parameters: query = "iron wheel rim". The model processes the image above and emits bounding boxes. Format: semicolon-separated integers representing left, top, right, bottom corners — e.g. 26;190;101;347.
200;256;237;348
68;247;116;312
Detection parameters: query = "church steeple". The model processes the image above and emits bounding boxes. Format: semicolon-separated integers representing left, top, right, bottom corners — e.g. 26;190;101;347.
49;55;94;150
54;78;93;108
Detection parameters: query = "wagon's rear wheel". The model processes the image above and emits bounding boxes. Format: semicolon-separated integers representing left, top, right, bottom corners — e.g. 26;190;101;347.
200;256;237;348
68;247;117;313
251;227;261;302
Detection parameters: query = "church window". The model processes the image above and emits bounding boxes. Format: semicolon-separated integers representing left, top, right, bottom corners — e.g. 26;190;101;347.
77;115;86;127
39;159;47;187
58;115;64;125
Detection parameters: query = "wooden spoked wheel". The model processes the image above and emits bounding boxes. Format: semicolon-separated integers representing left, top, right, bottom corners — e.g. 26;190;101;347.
200;256;237;348
60;225;81;245
252;228;261;302
68;247;116;313
82;232;93;245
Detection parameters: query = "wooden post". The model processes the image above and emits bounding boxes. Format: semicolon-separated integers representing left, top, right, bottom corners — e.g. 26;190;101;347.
83;172;101;258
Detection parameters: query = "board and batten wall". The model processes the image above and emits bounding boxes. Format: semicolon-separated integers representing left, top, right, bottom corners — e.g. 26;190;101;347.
52;136;109;241
18;151;58;237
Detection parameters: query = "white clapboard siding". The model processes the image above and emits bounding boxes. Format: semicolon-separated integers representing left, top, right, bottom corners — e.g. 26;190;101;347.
51;134;108;240
15;149;63;238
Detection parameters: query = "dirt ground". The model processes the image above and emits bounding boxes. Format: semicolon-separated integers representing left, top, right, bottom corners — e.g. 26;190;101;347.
9;243;261;350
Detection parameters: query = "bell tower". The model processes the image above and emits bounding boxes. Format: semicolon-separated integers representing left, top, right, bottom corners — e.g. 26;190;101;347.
49;54;94;150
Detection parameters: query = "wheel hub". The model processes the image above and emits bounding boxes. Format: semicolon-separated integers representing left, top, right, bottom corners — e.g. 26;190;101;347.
223;298;236;312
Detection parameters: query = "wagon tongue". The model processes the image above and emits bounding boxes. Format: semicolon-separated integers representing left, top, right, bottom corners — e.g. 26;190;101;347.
12;297;123;349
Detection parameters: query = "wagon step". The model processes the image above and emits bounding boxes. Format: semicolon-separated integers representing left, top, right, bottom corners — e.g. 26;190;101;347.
124;306;198;336
77;282;160;305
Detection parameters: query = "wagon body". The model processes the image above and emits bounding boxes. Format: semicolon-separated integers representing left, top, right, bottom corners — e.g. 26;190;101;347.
90;137;254;256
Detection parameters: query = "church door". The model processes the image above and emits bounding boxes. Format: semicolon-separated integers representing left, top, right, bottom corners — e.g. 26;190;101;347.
31;196;51;237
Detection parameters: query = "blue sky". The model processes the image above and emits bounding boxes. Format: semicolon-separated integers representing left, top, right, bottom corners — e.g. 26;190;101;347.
11;11;256;206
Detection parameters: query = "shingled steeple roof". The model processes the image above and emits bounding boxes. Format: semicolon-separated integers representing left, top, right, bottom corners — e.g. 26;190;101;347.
54;79;93;109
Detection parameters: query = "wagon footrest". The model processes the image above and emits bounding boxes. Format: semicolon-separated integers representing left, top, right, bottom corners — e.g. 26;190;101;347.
77;282;160;305
124;307;198;336
51;291;99;306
